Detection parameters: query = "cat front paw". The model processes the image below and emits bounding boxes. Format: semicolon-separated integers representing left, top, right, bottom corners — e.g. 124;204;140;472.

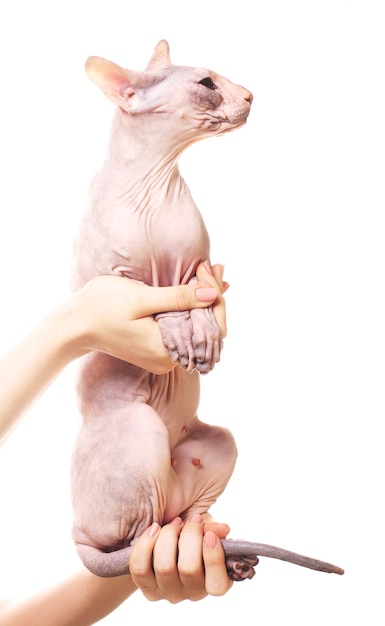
156;311;196;372
190;306;223;374
156;307;222;374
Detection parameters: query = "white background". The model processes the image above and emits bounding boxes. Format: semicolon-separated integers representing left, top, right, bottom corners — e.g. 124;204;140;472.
0;1;384;624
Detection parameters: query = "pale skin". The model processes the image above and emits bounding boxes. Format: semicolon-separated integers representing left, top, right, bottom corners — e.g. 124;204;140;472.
68;41;252;577
0;261;227;444
0;261;232;625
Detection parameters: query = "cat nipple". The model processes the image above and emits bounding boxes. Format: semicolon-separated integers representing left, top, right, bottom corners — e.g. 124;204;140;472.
182;425;192;433
191;457;201;467
171;457;177;467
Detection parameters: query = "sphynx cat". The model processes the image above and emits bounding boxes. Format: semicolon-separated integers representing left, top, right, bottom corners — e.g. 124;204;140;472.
70;40;343;581
70;39;252;580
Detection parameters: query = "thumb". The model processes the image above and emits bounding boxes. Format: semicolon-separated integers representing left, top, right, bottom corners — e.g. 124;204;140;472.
131;282;218;318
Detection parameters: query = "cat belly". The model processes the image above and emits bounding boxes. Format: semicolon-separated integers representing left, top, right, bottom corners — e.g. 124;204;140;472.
72;354;201;548
76;353;200;432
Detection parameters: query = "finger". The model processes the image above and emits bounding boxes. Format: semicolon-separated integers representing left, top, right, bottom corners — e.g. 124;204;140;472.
196;261;224;293
199;262;228;296
196;262;228;338
177;514;206;599
209;264;228;338
130;282;218;319
203;531;234;596
210;263;226;292
152;517;185;603
128;522;161;600
203;521;230;538
212;294;227;339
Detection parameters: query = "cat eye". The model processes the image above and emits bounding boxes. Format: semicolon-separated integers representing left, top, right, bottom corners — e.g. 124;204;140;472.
198;77;218;90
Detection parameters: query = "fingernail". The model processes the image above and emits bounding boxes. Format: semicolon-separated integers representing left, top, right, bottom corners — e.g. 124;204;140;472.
147;522;160;537
190;513;203;523
171;516;183;526
204;531;217;549
195;287;217;302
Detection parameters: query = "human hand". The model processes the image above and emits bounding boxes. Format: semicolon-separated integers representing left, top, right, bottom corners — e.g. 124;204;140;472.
196;261;229;339
156;261;228;373
128;515;233;603
70;260;227;374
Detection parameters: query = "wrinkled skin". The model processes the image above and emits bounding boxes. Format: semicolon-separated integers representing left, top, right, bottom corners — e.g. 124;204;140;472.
70;40;253;577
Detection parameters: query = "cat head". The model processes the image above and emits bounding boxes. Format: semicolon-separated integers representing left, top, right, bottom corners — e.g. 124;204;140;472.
85;40;253;138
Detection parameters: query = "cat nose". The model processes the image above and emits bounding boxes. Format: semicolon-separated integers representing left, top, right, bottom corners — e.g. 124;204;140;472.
245;91;253;105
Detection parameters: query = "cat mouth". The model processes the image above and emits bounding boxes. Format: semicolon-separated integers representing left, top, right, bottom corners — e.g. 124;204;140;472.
209;112;249;128
217;115;249;130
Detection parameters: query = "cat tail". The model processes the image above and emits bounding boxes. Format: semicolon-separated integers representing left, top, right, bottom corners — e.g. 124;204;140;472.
76;543;133;577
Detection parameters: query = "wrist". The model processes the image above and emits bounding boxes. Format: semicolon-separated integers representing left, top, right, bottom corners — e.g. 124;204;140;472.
45;293;93;363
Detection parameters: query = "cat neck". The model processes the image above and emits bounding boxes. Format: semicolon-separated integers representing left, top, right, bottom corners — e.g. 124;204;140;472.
105;108;194;176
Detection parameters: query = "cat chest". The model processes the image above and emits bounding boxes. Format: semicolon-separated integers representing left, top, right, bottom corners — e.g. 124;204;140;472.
110;205;210;285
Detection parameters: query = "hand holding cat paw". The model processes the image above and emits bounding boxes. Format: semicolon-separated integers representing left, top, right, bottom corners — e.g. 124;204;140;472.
190;261;227;373
156;262;228;373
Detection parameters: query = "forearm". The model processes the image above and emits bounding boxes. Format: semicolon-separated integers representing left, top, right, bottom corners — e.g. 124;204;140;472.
0;267;225;443
0;569;136;626
0;300;85;444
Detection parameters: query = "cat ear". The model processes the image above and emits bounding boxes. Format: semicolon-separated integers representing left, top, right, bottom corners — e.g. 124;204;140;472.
145;39;171;71
85;56;159;108
85;57;135;105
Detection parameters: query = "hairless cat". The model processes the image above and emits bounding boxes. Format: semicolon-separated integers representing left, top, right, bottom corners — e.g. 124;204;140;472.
70;40;343;581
